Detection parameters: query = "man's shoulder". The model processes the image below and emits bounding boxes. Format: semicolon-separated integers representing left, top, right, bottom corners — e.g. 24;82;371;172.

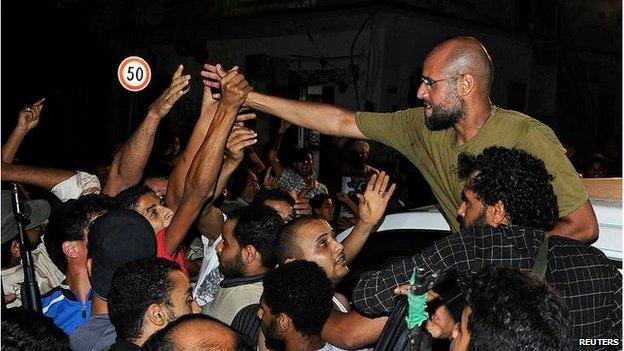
41;285;63;300
71;315;116;351
492;107;549;134
548;236;613;261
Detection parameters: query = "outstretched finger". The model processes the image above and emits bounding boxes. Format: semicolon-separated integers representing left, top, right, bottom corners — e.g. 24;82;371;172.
201;69;221;81
170;74;191;89
216;63;229;77
379;172;390;192
171;65;184;82
385;183;397;199
32;98;45;107
232;138;258;150
168;77;191;95
366;173;378;193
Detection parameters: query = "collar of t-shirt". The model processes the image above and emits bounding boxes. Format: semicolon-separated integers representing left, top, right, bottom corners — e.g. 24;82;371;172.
220;274;264;288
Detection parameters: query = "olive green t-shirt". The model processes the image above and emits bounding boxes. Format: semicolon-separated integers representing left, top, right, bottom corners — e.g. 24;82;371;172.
355;106;588;233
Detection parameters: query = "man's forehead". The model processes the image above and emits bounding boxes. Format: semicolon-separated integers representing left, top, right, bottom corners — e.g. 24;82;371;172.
169;269;190;289
138;191;160;205
298;220;333;239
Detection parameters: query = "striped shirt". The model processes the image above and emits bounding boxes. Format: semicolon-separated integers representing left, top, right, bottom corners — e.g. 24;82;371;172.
41;282;92;335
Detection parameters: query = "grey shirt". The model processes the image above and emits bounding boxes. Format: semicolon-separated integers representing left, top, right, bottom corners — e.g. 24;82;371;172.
70;314;116;351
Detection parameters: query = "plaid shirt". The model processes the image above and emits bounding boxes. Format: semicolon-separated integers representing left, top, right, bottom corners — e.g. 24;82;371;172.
353;226;622;350
279;167;328;199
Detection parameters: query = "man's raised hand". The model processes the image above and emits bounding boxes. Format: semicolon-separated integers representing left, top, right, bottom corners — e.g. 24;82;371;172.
148;65;190;119
201;63;228;90
17;98;45;132
219;66;252;110
357;171;396;227
225;125;257;165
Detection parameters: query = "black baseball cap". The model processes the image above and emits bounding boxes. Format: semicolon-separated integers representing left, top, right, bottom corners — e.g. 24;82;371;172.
88;209;156;299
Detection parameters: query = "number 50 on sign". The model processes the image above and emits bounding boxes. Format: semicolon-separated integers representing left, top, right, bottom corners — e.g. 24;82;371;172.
118;56;152;92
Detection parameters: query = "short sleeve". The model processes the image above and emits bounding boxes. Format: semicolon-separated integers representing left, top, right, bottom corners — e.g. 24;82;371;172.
520;125;588;217
355;109;424;159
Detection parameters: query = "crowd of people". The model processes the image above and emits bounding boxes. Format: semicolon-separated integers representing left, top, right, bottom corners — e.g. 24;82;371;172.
1;36;621;351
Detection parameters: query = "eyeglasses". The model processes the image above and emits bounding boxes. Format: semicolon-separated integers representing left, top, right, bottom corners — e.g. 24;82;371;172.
420;75;463;89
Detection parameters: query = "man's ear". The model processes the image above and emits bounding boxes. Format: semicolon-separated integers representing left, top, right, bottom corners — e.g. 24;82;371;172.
276;313;292;334
487;201;508;227
146;303;168;327
62;241;79;259
242;245;258;265
458;74;475;97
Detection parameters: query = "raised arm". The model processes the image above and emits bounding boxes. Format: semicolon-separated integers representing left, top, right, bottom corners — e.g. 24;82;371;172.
2;98;45;163
202;63;366;139
1;162;74;190
213;125;258;197
166;65;220;209
342;172;396;264
104;65;190;196
167;64;256;210
164;68;251;255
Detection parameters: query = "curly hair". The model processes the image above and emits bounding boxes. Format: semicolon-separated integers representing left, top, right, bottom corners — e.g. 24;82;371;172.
253;189;296;207
44;194;117;273
229;204;284;269
108;257;181;342
263;260;334;337
115;184;154;209
458;146;559;230
2;307;71;351
465;266;571;351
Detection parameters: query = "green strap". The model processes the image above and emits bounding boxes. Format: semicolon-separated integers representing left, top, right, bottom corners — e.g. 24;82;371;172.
531;236;550;281
405;269;429;329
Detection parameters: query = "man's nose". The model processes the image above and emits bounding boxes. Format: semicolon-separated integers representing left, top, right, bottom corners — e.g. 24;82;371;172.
417;82;427;100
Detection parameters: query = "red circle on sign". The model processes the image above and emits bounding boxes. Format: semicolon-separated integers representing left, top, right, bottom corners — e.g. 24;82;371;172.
118;56;152;92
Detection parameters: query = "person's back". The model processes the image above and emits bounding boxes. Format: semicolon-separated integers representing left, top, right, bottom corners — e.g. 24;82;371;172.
546;235;622;342
71;314;116;351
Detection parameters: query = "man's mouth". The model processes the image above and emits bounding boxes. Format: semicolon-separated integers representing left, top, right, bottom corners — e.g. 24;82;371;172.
335;255;347;266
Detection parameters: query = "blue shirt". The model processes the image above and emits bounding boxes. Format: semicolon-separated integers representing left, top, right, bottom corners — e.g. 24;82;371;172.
41;281;92;335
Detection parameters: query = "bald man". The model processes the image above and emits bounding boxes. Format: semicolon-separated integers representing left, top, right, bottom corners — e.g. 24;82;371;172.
204;36;597;243
141;314;251;351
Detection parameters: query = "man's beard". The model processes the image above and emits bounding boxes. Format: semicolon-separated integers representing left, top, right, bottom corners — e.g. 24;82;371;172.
218;251;245;279
458;207;488;229
264;319;286;351
424;89;466;131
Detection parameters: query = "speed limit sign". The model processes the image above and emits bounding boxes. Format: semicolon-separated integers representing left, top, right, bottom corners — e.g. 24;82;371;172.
117;56;152;92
